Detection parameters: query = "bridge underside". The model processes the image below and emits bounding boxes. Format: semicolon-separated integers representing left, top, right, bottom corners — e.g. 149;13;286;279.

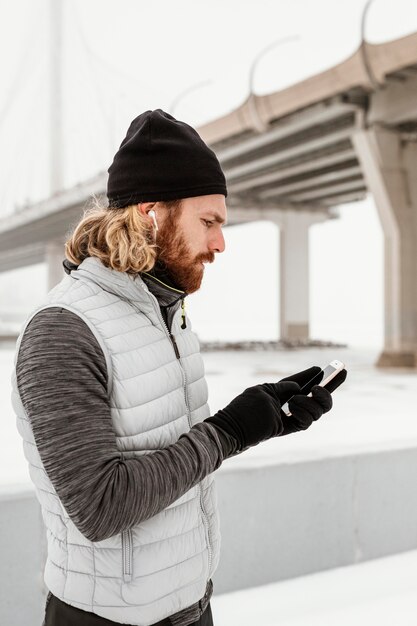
1;35;417;366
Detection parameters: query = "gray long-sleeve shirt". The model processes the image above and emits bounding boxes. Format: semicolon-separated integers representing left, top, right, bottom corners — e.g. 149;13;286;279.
16;306;230;541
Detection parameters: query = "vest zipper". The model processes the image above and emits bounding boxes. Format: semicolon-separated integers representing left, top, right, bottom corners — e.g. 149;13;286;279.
169;332;213;577
136;289;214;578
122;529;133;582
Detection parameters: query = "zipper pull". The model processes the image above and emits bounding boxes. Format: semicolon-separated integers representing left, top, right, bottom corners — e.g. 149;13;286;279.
181;298;187;329
170;333;181;359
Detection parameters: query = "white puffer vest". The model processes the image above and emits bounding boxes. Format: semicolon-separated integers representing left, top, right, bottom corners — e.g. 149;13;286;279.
11;257;221;625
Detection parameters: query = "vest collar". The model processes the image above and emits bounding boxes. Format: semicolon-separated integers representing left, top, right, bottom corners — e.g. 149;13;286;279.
63;257;152;305
62;257;186;310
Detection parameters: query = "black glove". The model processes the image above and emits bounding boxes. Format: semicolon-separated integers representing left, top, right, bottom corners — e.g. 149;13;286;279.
263;366;347;435
205;380;298;454
205;366;347;454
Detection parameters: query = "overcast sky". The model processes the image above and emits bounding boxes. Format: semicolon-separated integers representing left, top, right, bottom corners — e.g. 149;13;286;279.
0;0;416;347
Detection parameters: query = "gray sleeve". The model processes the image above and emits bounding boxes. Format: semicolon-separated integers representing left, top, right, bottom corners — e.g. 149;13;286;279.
16;307;228;543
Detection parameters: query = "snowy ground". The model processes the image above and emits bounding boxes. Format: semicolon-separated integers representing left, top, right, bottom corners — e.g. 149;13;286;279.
211;549;417;626
203;345;417;471
1;344;417;485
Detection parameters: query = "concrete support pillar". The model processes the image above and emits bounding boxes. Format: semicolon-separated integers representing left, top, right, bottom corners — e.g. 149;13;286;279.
275;210;327;342
45;240;65;290
352;127;417;368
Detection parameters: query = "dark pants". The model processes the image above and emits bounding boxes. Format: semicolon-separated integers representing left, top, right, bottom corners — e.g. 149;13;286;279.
43;592;214;626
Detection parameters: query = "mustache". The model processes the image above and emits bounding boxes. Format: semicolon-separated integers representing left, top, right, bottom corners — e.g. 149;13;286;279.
197;253;215;264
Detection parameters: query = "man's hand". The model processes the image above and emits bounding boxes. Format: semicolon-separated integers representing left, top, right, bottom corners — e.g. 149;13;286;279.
204;366;347;454
270;366;348;435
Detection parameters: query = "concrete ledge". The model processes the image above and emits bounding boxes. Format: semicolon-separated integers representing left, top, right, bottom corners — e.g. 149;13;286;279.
1;445;417;623
212;445;417;593
0;486;47;626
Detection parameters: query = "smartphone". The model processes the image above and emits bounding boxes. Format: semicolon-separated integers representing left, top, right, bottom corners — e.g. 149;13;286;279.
281;359;346;417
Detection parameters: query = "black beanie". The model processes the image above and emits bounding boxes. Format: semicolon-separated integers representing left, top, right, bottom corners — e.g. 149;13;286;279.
107;109;227;208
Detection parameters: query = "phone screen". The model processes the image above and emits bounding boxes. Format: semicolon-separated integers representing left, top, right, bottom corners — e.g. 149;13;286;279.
281;361;346;416
297;369;322;396
298;363;340;396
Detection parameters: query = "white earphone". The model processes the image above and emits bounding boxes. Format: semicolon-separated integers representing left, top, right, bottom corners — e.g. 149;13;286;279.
148;209;158;231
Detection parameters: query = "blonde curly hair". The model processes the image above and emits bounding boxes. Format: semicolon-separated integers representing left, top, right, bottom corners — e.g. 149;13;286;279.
65;196;181;274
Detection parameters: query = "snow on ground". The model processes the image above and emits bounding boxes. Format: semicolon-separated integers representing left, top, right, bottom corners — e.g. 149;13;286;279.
211;549;417;626
1;344;417;485
203;345;417;470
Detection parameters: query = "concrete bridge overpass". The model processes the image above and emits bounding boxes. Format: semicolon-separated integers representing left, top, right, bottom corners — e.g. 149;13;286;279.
1;31;417;366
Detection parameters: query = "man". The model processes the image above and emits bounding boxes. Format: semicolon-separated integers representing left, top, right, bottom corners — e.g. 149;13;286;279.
12;109;346;626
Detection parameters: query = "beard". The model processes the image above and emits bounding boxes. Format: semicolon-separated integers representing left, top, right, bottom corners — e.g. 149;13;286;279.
155;212;214;294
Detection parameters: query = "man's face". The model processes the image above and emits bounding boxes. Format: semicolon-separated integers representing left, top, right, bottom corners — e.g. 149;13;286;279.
155;194;227;294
